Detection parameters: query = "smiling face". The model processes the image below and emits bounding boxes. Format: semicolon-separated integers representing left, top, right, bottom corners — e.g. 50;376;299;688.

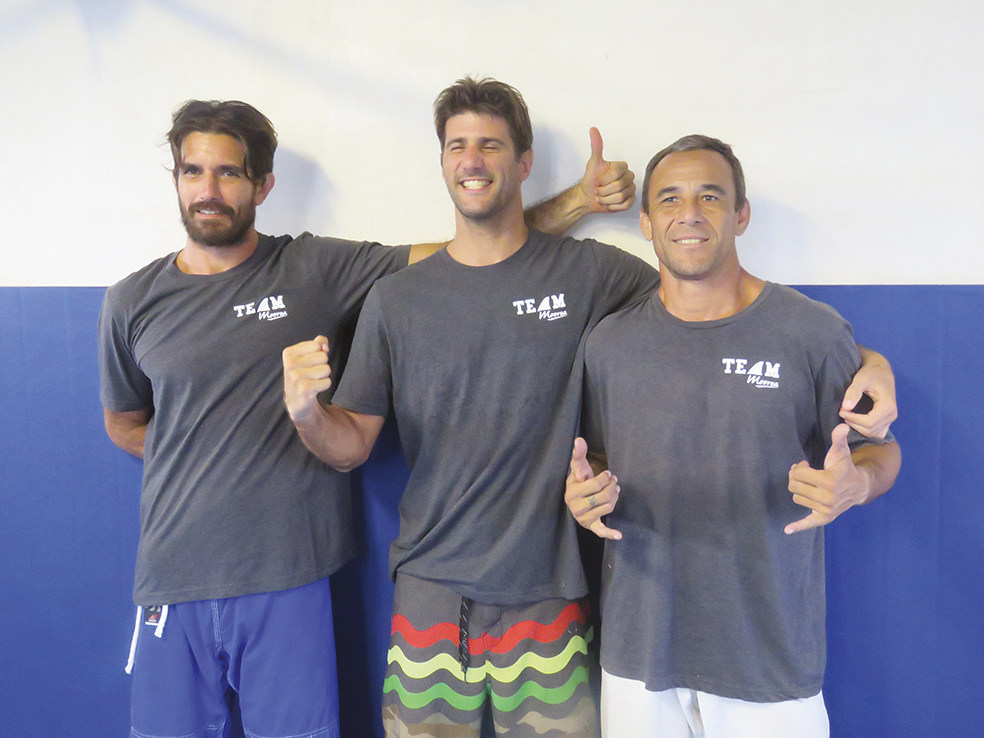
440;111;532;224
640;149;750;283
175;131;272;248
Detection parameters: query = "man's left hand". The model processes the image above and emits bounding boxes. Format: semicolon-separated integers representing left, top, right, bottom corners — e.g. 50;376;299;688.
785;424;871;535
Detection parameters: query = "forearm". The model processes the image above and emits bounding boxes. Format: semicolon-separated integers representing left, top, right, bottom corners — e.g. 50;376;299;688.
852;441;902;505
112;426;146;459
857;344;890;372
103;408;150;459
290;401;380;472
524;184;591;235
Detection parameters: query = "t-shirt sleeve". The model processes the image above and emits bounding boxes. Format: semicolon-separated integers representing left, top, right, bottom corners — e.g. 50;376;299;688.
814;316;896;451
330;285;393;418
301;235;410;315
325;240;409;288
98;286;153;412
581;333;608;457
591;241;660;315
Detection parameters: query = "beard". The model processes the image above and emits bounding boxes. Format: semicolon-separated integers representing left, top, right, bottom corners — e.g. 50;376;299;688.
180;199;256;247
447;181;510;224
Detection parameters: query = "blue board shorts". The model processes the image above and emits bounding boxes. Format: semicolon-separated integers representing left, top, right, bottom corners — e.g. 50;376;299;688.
127;576;339;738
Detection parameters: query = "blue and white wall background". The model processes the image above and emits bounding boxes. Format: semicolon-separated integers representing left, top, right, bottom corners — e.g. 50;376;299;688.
1;2;981;736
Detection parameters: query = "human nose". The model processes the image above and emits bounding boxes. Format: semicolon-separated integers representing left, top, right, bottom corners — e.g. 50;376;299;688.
198;173;222;201
461;144;484;170
677;197;703;225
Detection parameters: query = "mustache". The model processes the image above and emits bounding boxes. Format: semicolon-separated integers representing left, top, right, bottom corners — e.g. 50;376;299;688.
189;200;236;217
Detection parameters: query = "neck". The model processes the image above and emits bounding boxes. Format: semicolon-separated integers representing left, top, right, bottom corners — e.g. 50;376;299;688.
658;264;766;322
446;203;529;267
176;229;260;275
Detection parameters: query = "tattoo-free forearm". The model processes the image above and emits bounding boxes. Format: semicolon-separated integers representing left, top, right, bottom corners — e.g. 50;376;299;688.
290;402;383;472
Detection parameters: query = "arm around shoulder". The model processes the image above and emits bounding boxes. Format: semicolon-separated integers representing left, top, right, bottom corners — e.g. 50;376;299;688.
841;345;897;438
525;128;636;235
408;242;447;265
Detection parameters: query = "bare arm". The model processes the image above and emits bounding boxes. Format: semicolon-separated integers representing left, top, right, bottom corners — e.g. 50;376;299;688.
282;335;386;471
103;407;152;459
841;345;898;438
785;423;902;535
526;128;636;235
408;242;446;264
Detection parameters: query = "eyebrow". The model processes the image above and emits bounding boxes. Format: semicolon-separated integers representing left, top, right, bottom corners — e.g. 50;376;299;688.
445;136;507;148
181;162;245;175
656;183;728;199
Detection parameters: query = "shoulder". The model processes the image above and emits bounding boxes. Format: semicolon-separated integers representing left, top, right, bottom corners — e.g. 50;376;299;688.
279;233;409;283
587;295;653;344
764;284;851;335
526;230;658;282
376;245;447;286
280;232;386;258
104;254;177;311
528;230;643;262
755;285;859;375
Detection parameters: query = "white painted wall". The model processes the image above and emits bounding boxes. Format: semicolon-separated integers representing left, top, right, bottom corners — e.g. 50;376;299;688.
1;0;980;286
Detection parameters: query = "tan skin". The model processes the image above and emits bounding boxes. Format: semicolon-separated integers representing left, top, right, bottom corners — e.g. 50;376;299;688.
281;111;538;469
282;116;643;470
106;127;639;460
566;149;901;540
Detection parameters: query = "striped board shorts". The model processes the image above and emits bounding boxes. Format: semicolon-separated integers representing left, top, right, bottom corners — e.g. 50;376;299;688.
382;573;598;737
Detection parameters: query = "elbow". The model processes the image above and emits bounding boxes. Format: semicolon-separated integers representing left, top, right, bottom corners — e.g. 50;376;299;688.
328;450;370;474
332;436;375;472
303;434;373;473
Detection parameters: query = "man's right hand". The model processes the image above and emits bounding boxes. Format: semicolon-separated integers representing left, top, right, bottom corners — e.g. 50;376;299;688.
565;437;622;540
282;335;332;423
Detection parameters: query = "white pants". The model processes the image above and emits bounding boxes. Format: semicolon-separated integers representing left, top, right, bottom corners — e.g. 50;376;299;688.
601;669;829;738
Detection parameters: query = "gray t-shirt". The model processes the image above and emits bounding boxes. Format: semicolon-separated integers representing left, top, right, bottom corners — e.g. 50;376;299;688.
99;233;409;605
332;230;659;605
584;283;890;702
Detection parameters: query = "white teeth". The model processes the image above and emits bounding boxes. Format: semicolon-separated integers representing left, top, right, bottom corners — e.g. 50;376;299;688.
462;180;490;190
677;239;703;244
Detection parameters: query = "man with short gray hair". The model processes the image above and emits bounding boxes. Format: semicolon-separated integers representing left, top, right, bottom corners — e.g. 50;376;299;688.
566;134;901;737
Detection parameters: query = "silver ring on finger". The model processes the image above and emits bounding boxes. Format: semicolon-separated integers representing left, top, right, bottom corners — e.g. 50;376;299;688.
588;494;597;508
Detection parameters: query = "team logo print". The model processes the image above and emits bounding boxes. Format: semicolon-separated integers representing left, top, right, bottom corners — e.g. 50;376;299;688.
233;295;288;321
511;293;568;321
722;358;781;389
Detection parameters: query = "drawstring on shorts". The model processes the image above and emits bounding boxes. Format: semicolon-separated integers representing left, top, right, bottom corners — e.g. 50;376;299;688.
458;596;473;675
124;604;169;674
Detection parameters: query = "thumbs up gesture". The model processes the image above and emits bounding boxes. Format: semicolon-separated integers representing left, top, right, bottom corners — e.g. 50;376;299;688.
578;127;636;213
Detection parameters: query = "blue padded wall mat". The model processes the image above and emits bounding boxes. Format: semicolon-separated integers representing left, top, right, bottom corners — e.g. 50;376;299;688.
1;285;980;738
